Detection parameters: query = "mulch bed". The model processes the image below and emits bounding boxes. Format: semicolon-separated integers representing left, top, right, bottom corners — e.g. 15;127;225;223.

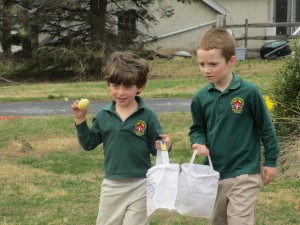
0;116;20;120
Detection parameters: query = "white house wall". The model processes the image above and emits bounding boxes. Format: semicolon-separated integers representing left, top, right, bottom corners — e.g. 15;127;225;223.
142;0;217;52
215;0;270;50
143;0;272;54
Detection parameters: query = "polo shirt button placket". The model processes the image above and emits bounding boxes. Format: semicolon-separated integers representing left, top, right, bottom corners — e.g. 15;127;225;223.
217;96;222;113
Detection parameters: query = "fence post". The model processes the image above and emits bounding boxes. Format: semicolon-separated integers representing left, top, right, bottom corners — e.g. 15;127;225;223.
245;19;248;48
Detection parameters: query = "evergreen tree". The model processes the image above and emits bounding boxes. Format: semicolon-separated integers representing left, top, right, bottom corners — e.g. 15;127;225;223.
0;0;176;79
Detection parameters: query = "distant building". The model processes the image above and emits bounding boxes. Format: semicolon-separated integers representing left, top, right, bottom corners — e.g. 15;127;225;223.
136;0;300;54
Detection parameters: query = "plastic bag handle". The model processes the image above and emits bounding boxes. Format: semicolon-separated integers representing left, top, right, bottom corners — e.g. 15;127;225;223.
156;150;170;165
155;140;170;165
190;150;215;171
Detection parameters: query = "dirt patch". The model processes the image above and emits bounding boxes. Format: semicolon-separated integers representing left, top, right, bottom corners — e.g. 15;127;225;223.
0;164;51;181
0;137;79;157
0;163;68;200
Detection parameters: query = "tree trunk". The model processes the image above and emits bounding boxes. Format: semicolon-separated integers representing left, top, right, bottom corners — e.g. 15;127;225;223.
89;0;107;48
0;2;12;56
88;0;108;76
1;25;11;55
23;25;39;57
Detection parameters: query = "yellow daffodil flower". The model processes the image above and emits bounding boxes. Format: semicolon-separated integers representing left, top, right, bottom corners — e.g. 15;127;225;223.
263;95;275;111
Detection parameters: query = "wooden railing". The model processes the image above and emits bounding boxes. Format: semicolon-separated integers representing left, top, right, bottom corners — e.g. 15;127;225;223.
224;19;300;52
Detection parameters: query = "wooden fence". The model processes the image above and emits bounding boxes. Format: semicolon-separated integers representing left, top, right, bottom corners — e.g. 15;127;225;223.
224;19;300;53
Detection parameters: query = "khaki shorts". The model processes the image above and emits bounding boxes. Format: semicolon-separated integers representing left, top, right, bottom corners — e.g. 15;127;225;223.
211;174;262;225
96;178;149;225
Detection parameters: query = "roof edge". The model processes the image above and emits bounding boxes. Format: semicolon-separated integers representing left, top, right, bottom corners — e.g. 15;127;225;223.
202;0;228;15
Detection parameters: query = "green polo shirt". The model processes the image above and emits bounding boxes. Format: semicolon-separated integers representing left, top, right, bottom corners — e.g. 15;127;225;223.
189;74;279;179
76;96;163;179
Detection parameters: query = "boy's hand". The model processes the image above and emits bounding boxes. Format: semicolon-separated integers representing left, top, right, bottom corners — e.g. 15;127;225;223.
192;143;210;156
71;100;88;125
155;134;172;151
261;166;277;186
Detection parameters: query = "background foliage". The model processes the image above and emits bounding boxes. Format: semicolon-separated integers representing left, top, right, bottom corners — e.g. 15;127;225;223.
0;0;178;79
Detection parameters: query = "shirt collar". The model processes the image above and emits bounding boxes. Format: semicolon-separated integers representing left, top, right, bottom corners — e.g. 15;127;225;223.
207;73;241;92
104;96;146;112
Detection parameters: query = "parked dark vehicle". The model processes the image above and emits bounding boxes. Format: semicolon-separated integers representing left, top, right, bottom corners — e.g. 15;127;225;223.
260;40;292;59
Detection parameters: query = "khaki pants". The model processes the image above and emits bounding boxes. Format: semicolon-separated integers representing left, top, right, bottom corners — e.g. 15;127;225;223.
96;178;149;225
211;174;262;225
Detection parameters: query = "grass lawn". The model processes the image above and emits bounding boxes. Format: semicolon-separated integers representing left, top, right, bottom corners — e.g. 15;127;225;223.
0;114;299;225
0;57;281;103
0;57;299;224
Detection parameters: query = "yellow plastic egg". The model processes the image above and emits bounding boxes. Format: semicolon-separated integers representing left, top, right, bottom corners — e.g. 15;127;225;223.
77;98;90;110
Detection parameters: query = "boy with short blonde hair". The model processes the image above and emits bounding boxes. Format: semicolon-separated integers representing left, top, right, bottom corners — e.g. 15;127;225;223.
190;28;279;225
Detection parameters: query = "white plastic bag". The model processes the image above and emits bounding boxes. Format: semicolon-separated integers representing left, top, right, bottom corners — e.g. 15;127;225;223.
175;151;220;218
146;146;180;217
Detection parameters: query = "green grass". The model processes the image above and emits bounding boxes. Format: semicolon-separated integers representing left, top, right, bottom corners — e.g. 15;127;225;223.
0;58;282;103
0;114;299;225
1;57;299;224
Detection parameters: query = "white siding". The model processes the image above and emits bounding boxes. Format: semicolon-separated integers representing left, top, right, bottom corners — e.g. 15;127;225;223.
142;0;272;54
215;0;270;49
141;0;218;52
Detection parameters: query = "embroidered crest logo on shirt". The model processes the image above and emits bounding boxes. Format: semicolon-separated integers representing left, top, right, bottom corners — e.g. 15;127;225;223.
135;120;146;136
231;97;244;113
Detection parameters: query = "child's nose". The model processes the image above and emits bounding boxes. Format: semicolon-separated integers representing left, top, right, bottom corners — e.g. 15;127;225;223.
203;66;210;73
118;87;126;94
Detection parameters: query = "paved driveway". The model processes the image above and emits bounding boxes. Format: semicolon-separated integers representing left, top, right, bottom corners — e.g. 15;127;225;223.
0;98;191;116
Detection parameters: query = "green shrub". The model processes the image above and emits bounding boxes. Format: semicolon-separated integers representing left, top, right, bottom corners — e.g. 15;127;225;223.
270;39;300;180
270;39;300;136
8;46;105;82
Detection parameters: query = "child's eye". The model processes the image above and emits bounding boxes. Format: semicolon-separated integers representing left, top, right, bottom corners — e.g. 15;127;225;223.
124;84;133;88
111;84;119;88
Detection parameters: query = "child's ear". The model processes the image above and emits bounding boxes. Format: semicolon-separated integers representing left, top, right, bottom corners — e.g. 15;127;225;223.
229;55;236;66
137;85;145;95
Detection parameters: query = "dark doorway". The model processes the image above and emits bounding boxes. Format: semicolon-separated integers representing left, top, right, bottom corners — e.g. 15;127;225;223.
274;0;289;35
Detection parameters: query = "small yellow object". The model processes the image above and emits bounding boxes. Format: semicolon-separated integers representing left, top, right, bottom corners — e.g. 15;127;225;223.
263;95;275;111
160;140;167;151
77;98;90;110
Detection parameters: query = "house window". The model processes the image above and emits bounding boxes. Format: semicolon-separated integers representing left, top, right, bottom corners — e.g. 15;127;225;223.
117;10;137;35
273;0;300;35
